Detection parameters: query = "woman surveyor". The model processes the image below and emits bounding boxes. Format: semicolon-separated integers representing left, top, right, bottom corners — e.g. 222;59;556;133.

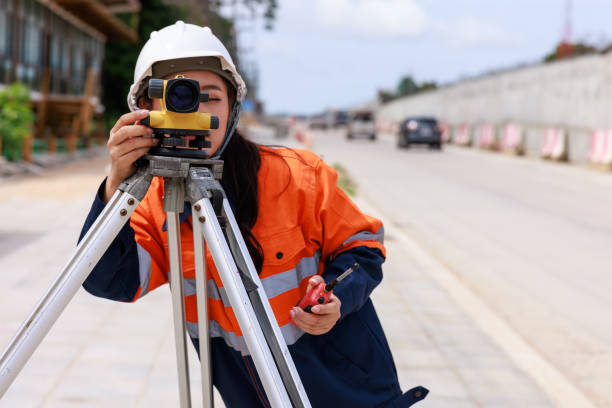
79;21;428;407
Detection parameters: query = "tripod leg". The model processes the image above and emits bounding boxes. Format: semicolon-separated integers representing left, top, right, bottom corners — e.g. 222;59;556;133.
193;197;302;408
164;178;192;408
0;189;143;396
192;204;213;408
221;200;310;408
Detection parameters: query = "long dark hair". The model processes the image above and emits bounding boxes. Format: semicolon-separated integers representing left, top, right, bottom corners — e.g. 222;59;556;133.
221;130;264;273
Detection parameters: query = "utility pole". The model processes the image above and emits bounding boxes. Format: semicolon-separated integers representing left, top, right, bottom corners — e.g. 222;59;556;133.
562;0;572;44
557;0;574;59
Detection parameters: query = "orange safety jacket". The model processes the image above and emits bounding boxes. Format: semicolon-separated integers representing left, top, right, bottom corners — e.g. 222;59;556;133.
126;147;385;353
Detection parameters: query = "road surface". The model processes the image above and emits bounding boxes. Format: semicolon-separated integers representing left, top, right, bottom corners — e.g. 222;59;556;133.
298;127;612;408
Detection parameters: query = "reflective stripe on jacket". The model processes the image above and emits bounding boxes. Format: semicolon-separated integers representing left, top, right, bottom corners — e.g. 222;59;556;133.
126;147;385;354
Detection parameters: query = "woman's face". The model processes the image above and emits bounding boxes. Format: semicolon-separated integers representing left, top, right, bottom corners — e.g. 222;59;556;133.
151;70;231;156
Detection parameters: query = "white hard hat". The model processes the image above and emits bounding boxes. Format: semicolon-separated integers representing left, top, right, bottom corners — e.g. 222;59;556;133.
127;21;247;111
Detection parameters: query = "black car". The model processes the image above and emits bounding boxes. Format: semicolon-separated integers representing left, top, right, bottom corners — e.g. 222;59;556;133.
397;117;442;149
332;110;349;127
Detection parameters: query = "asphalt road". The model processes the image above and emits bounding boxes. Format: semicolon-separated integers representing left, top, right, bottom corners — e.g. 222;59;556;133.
297;128;612;408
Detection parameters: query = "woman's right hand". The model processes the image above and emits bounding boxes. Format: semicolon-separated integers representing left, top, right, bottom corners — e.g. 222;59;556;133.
103;109;159;203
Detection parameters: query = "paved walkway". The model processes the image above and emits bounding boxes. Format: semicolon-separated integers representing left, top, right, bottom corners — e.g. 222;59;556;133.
0;145;555;406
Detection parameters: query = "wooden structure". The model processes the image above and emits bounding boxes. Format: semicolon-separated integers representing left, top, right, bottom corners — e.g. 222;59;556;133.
34;66;99;154
0;0;139;160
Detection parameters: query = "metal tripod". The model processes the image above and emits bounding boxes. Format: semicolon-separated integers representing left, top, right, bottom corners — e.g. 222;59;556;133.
0;153;312;408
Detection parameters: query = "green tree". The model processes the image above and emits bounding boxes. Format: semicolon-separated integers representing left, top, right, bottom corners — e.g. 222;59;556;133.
261;0;278;30
419;81;437;92
102;0;277;122
397;75;418;96
377;89;396;103
543;41;598;63
243;0;277;30
379;77;438;104
102;0;186;121
0;83;34;161
207;0;277;30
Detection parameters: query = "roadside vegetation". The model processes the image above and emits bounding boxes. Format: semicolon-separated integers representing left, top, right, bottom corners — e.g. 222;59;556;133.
333;163;357;197
0;83;34;161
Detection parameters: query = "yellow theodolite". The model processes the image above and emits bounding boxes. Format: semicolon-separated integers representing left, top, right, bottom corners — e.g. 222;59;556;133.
141;75;219;156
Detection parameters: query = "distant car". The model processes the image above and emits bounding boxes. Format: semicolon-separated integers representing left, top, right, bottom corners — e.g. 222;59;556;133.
397;117;442;149
262;116;290;139
346;111;376;140
332;111;349;128
309;113;333;129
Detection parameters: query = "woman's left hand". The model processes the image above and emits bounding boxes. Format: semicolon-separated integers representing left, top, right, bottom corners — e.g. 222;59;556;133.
290;275;342;335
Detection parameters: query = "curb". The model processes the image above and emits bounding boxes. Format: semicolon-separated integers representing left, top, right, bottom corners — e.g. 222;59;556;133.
0;146;107;180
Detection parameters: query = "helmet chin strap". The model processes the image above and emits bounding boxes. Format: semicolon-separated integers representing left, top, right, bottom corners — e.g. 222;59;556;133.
211;101;242;159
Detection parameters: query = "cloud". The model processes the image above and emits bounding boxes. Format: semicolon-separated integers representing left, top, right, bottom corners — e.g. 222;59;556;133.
313;0;430;39
310;0;522;48
434;16;524;48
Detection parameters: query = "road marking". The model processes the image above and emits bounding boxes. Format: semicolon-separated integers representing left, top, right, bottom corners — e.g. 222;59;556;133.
356;195;597;408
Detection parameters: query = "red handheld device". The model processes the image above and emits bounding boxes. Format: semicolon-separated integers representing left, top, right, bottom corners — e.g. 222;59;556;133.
296;263;359;314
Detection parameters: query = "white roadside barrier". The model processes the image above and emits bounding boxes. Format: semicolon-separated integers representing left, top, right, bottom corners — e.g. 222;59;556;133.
541;128;568;161
454;123;471;146
375;119;387;135
477;124;496;150
440;123;451;143
392;121;400;137
500;124;524;155
587;129;612;169
375;119;399;137
289;122;313;149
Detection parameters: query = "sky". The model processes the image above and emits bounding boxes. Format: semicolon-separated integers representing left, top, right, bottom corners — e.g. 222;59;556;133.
224;0;612;115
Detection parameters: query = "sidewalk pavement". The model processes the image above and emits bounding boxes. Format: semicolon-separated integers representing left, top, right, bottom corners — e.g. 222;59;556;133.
0;145;555;407
0;155;225;407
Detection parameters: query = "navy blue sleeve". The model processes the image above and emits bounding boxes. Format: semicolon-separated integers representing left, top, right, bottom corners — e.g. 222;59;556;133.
323;246;384;319
78;179;141;302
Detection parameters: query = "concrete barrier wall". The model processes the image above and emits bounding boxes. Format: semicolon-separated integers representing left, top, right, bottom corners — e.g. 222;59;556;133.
377;52;612;163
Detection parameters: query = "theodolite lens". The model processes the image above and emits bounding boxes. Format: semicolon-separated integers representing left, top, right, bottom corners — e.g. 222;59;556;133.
169;83;197;111
166;79;200;113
